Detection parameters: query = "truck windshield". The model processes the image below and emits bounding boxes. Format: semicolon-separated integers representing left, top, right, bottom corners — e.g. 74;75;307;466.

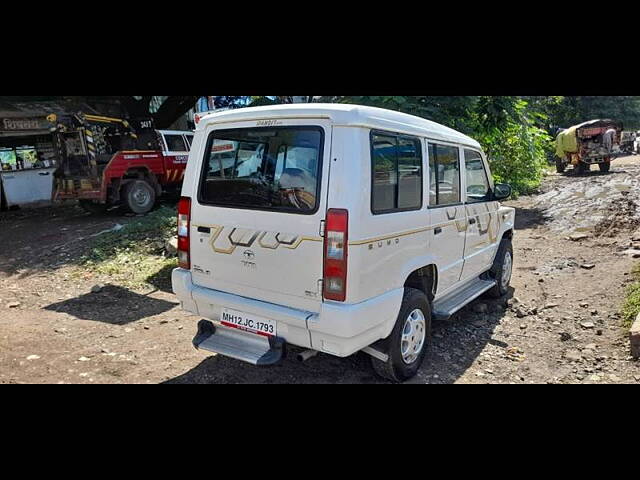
199;126;323;214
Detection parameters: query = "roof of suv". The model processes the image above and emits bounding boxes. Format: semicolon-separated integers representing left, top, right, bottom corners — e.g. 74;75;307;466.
197;103;481;149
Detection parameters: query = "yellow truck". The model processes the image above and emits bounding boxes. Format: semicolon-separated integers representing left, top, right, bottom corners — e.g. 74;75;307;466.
555;119;623;174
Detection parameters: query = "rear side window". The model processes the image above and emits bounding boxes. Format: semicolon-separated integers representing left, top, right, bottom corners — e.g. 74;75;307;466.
165;134;188;152
185;134;194;148
371;132;423;214
428;143;461;206
199;126;323;214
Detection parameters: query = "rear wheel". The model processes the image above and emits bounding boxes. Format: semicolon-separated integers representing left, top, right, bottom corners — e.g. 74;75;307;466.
371;288;431;383
575;162;588;174
599;162;611;172
124;179;156;214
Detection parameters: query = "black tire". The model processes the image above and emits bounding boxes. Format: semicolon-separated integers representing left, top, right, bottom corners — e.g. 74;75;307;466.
79;200;108;215
555;158;565;173
371;288;431;383
599;162;611;172
124;179;156;214
487;238;513;298
575;162;588;174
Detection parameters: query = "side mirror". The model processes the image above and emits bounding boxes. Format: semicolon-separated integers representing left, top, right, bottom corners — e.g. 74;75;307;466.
493;183;512;201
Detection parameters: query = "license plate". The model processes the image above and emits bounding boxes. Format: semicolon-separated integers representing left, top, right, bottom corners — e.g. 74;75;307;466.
220;308;277;337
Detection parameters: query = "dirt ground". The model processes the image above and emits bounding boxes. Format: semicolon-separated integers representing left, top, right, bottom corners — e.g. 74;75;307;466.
2;158;640;384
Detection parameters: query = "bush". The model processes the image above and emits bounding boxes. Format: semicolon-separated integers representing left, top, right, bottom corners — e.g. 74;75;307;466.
477;121;553;196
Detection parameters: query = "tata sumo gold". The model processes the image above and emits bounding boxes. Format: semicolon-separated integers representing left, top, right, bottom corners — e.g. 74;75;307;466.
172;104;515;382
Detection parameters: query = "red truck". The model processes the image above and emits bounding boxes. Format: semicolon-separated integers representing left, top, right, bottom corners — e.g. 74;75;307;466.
53;113;193;214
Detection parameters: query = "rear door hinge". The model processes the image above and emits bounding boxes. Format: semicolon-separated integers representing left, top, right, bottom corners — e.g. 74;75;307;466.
319;219;326;237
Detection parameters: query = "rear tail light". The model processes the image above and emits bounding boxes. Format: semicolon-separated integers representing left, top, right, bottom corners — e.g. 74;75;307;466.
177;197;191;269
323;209;348;301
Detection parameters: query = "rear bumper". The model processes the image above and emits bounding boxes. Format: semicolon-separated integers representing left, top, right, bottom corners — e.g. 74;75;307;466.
171;268;402;358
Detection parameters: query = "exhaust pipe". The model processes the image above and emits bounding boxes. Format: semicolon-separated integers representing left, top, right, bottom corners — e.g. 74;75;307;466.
296;349;319;362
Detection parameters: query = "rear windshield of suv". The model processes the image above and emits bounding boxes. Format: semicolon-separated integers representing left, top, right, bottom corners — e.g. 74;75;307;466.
199;126;323;214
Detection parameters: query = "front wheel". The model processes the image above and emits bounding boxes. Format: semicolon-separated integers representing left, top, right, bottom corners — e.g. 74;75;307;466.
124;179;156;214
487;238;513;298
599;162;611;172
555;158;566;173
371;288;431;383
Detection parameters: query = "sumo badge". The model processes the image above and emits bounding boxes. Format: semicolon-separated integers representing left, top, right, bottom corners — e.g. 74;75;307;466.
369;238;400;250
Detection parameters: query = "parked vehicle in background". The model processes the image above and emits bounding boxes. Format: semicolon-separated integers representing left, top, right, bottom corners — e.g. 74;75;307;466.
620;131;637;155
172;104;515;382
635;131;640;154
555;119;623;174
53;114;193;214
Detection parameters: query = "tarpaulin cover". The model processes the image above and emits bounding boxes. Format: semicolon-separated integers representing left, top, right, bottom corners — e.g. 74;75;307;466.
555;126;579;158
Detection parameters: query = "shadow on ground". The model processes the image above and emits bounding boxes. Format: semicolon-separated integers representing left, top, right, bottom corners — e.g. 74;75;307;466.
44;284;176;324
145;263;176;294
513;206;547;231
163;289;514;384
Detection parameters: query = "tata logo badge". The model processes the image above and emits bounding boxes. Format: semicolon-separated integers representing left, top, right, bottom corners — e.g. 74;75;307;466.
243;250;256;260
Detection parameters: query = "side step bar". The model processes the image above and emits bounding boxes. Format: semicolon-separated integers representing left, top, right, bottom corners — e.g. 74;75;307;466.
432;278;496;321
192;320;285;366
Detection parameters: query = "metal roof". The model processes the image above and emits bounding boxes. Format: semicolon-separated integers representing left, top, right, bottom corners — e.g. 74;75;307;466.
0;99;98;118
197;103;481;148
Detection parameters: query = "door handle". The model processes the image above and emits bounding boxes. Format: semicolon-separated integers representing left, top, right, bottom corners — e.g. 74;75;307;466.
434;227;442;235
197;226;211;234
38;172;51;176
469;218;477;225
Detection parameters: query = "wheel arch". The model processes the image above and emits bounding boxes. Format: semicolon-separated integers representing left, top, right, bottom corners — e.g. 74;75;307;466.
119;167;162;197
403;263;438;302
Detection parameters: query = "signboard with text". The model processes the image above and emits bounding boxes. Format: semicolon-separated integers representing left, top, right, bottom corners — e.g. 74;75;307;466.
0;117;50;131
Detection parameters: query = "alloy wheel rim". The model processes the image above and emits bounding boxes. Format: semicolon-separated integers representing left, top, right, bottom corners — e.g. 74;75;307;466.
133;186;151;206
501;251;512;289
401;309;426;364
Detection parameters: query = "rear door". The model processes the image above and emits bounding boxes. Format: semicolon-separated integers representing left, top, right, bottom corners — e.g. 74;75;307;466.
189;119;332;313
460;148;500;281
427;142;467;295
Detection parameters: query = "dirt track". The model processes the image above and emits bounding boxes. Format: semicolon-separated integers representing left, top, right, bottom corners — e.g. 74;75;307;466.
1;158;640;384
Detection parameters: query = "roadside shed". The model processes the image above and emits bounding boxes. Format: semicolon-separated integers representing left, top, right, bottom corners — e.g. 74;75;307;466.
0;100;97;208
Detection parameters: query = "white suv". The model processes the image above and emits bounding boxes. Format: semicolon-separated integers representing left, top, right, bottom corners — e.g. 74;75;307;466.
172;104;515;382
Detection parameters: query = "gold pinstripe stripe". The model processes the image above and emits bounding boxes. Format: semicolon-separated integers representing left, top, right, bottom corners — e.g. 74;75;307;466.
348;221;463;246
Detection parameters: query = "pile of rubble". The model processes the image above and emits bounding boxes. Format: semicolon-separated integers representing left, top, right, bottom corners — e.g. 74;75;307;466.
533;168;640;234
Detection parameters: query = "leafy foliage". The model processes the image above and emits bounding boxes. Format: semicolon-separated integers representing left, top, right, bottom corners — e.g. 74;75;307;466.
472;97;553;195
622;265;640;328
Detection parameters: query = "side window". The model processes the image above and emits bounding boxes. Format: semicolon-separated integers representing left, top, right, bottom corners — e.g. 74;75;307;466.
371;132;422;214
185;134;194;149
428;143;460;206
164;134;188;152
464;149;491;203
397;137;422;209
